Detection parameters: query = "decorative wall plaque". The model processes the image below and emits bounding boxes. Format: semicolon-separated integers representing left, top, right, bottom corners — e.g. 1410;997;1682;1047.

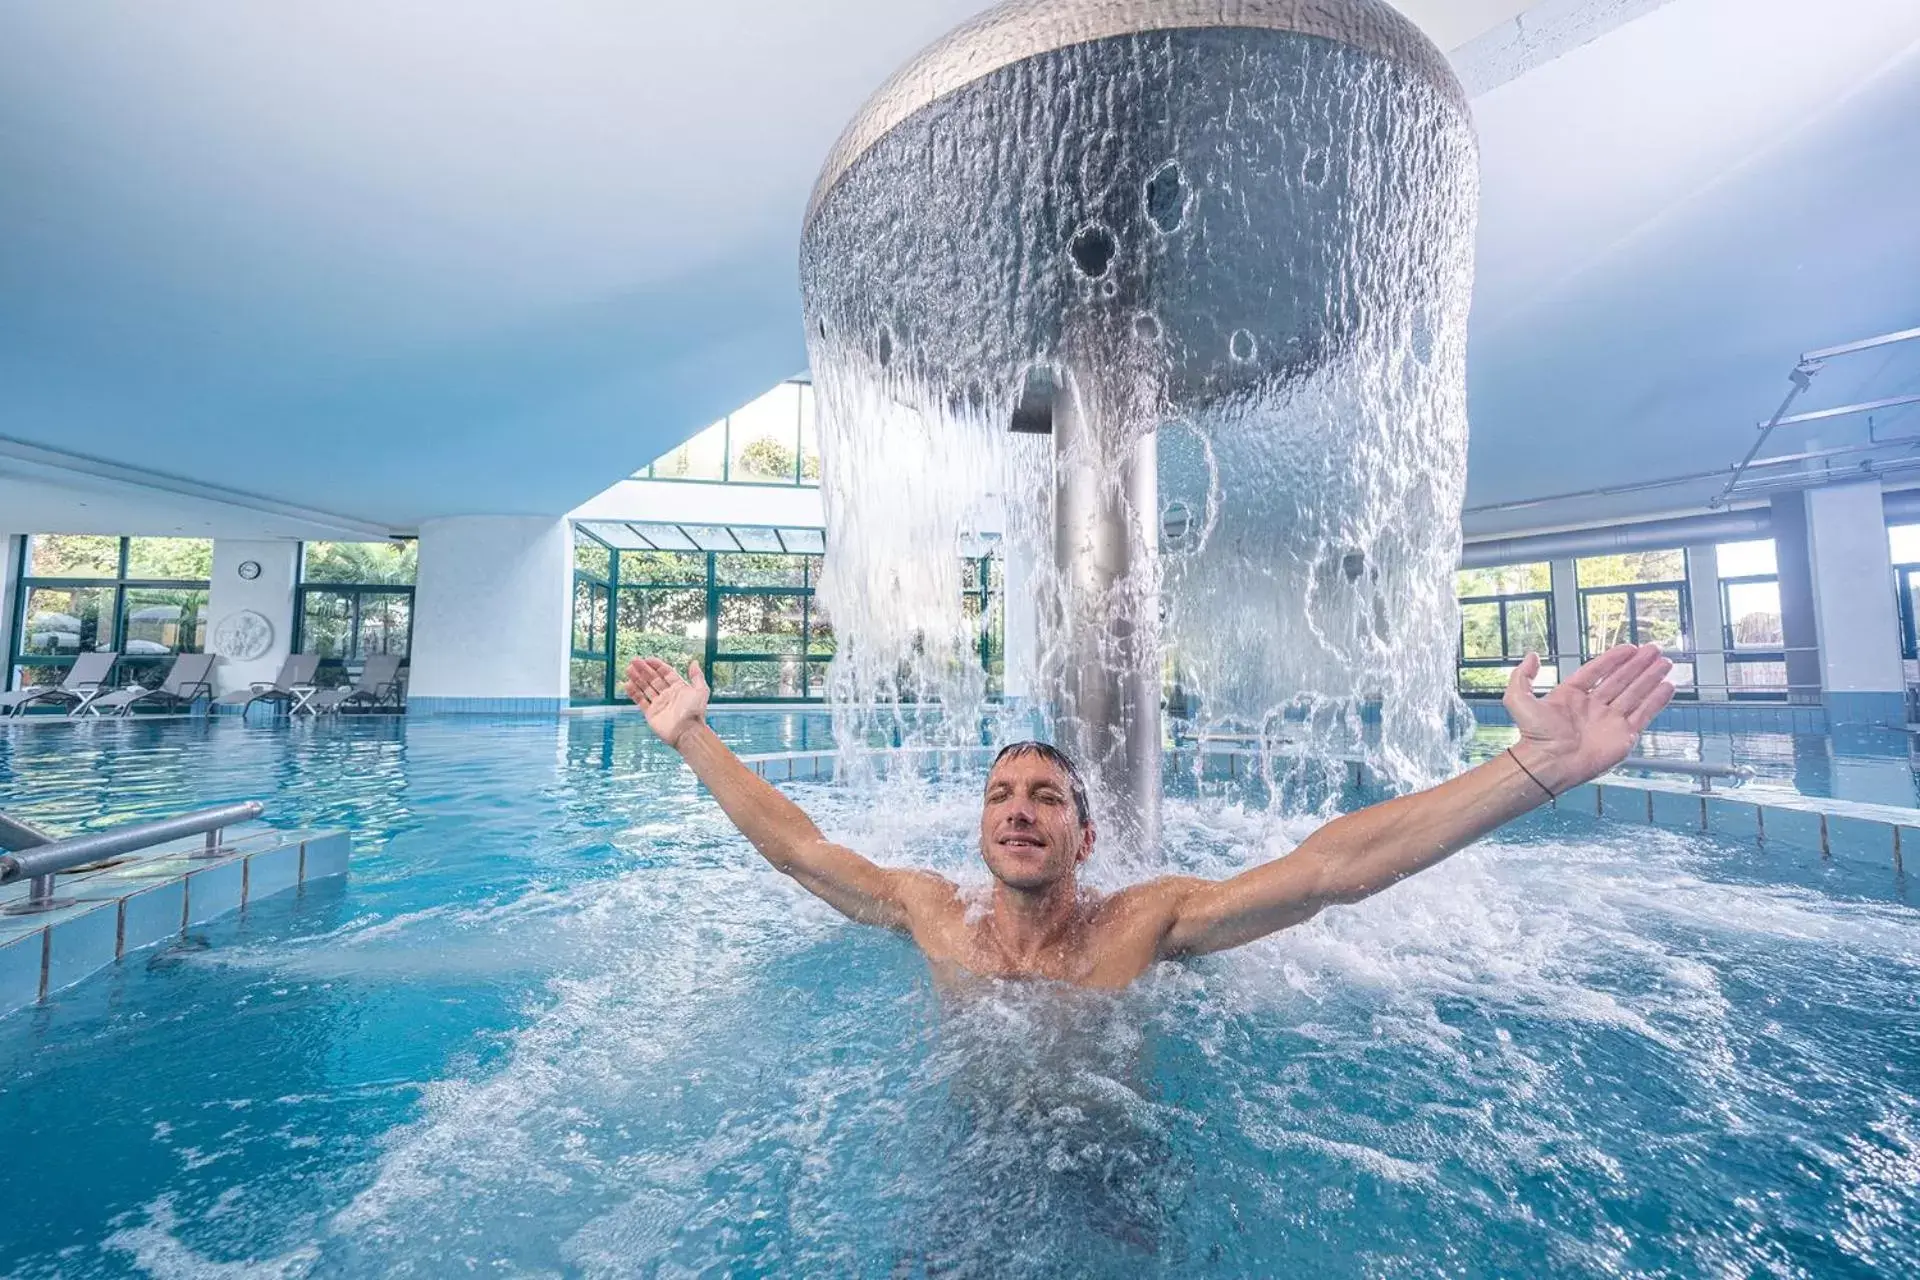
211;610;274;662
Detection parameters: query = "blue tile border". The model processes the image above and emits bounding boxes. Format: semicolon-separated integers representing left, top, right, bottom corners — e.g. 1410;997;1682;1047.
408;696;566;716
1825;691;1906;728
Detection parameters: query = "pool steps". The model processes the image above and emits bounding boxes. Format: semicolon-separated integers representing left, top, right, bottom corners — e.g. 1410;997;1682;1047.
0;824;349;1020
738;747;1917;875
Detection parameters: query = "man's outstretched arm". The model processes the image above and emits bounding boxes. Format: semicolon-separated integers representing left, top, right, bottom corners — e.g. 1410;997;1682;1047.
626;657;939;932
1156;643;1675;957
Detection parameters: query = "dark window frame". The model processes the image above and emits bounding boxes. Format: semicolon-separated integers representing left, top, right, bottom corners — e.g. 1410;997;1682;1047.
634;379;820;489
7;536;212;692
293;543;416;684
1455;587;1555;696
1717;571;1788;701
566;529;1002;706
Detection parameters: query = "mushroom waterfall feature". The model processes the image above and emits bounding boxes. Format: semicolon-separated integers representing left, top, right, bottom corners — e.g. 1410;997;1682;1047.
800;0;1479;858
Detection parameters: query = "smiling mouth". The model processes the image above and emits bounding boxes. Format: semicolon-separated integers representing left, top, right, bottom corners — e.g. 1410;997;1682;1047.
996;834;1045;852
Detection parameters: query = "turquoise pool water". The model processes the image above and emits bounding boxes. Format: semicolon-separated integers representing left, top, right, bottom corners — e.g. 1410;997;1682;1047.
1;715;1917;1276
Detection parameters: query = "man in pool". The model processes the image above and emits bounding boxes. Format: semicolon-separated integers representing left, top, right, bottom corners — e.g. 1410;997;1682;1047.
626;643;1674;989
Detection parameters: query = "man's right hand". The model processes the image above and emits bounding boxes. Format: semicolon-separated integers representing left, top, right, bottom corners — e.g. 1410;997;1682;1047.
625;657;710;750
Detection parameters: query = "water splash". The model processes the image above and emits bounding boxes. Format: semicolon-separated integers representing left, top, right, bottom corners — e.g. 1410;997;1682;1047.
802;4;1480;837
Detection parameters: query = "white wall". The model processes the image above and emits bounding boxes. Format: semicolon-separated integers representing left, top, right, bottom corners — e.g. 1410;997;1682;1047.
1685;541;1728;700
1805;480;1905;695
207;540;299;697
0;535;19;689
409;516;570;702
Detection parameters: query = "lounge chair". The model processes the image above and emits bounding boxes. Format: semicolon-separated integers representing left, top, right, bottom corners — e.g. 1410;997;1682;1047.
85;653;217;717
0;652;119;717
216;653;322;716
308;655;405;714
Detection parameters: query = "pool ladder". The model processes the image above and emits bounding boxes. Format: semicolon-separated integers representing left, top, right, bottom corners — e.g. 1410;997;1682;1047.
0;803;265;916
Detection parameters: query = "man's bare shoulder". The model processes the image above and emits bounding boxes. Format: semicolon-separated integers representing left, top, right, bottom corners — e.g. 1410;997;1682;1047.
887;868;964;917
1086;874;1213;936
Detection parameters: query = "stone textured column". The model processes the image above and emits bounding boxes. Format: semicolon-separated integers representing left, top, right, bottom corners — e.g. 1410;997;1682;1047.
0;535;20;691
207;541;299;700
408;517;571;714
1803;481;1906;726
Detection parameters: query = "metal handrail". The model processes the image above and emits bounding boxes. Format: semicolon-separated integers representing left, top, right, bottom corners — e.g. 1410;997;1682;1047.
0;802;264;916
1613;756;1755;793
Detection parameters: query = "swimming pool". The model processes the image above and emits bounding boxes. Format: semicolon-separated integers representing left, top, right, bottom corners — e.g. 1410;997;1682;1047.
2;715;1916;1276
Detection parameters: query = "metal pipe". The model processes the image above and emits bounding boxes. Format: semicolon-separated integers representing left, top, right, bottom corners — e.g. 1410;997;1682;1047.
1766;394;1920;429
1717;361;1823;506
0;802;263;885
1802;326;1920;362
1460;508;1772;569
1051;382;1161;857
0;812;53;854
1613;756;1755;793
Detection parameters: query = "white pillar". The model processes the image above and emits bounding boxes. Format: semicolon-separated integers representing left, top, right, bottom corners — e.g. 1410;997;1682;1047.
1804;480;1906;726
408;517;571;713
207;541;299;699
1686;542;1728;701
1549;557;1581;683
0;535;20;691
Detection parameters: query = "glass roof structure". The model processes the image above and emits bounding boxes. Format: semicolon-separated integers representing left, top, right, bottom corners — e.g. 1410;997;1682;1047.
577;520;827;556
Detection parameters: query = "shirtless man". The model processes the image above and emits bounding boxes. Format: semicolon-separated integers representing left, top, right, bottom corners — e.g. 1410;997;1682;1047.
625;643;1674;989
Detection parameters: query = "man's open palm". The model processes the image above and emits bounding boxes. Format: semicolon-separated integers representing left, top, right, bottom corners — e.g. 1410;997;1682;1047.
626;657;710;748
1504;643;1675;791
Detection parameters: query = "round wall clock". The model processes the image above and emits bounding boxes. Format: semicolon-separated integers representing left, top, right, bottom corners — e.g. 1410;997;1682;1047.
237;560;262;581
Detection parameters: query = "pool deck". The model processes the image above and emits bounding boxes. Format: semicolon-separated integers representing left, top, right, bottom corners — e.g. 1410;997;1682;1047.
0;823;350;1020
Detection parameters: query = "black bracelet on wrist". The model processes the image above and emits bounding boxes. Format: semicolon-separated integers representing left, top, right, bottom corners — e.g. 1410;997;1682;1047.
1507;747;1556;801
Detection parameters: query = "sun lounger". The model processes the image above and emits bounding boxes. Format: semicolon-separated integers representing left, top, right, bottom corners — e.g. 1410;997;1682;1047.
0;652;118;717
308;655;405;715
215;653;322;716
84;653;217;717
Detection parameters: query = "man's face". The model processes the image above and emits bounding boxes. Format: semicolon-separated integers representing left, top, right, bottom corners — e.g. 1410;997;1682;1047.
978;753;1091;891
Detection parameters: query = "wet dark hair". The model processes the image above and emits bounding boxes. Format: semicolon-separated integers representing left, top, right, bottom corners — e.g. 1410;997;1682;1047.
989;741;1091;827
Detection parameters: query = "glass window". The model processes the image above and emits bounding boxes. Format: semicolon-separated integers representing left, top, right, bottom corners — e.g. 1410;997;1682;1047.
572;659;609;702
574;580;609;652
1455;560;1556;695
1460;601;1503;660
574;529;611;581
125;537;213;581
1456;563;1550;596
615;588;706;674
22;586;113;655
1891;524;1920;565
303;541;417;586
24;534;119;578
120;587;208;656
649;419;727;481
357;593;413;658
300;591;354;660
716;554;808;589
1575;549;1686;589
709;659;805;699
1723;581;1784;648
1716;539;1777;578
620;551;705;586
717;594;804;655
727;383;802;483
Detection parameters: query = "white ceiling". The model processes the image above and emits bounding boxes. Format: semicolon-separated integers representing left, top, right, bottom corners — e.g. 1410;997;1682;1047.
1;0;1915;539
